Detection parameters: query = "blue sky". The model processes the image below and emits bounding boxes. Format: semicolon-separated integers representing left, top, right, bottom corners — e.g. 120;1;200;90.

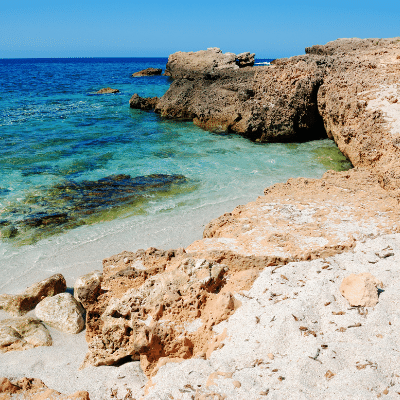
1;0;399;58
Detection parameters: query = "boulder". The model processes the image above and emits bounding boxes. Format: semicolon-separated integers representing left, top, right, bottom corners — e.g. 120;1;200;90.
237;51;255;67
0;274;66;316
340;273;383;307
0;225;18;238
0;317;52;353
163;47;240;79
0;377;90;399
74;270;103;308
129;93;159;111
35;293;85;334
96;87;119;94
132;67;162;77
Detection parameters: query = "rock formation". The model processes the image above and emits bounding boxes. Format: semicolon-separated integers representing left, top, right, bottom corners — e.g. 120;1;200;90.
0;377;90;399
0;317;52;353
340;273;383;307
129;94;159;111
35;293;85;334
0;274;66;316
132;68;162;77
74;271;103;309
96;88;119;94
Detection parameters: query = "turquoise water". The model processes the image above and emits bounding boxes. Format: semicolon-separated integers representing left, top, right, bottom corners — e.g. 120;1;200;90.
0;57;351;291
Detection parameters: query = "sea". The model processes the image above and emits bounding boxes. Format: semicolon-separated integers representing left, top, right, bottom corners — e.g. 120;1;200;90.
0;57;351;293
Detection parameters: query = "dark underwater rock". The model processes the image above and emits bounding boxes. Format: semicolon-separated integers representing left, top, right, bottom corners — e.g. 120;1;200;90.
2;174;190;243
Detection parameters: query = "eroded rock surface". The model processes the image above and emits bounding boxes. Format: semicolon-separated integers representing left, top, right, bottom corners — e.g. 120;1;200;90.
74;271;103;309
0;317;52;353
0;274;66;316
132;68;162;77
129;94;159;111
82;247;258;376
0;377;90;399
35;293;85;334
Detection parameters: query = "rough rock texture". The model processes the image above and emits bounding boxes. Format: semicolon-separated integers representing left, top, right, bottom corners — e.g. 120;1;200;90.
55;38;400;398
74;271;103;309
132;68;162;77
82;247;254;377
237;52;255;67
0;317;52;353
0;377;90;399
156;38;400;145
95;88;119;94
163;47;241;79
35;293;85;334
129;94;159;111
0;274;66;316
340;272;383;307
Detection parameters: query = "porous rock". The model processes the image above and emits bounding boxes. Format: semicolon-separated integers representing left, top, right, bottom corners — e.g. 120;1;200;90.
74;270;103;308
340;272;383;307
0;274;66;316
129;94;159;111
0;317;52;353
82;247;250;376
96;87;119;94
35;293;85;334
0;377;90;399
132;68;162;77
237;51;255;67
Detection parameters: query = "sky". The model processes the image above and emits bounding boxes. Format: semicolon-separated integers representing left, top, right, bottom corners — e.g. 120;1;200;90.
1;0;399;59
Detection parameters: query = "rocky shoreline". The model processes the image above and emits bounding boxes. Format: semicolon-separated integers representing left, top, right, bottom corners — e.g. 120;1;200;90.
1;38;400;399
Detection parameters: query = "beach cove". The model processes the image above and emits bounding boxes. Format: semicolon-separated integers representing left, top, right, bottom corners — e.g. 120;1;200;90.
1;38;400;399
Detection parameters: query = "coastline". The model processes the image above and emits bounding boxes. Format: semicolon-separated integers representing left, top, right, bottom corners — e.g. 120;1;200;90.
2;38;400;399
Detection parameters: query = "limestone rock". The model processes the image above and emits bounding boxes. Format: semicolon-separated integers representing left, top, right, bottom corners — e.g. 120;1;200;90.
129;94;159;111
82;248;244;377
163;47;240;79
340;273;383;307
35;293;85;334
0;274;66;316
237;51;255;67
74;270;103;308
96;87;119;94
132;68;162;77
0;317;52;353
0;377;90;399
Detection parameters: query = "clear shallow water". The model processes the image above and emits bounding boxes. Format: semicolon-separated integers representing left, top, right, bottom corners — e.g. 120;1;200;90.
0;57;351;292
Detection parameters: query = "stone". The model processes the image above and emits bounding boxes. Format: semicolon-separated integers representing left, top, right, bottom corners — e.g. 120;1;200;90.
129;94;159;111
82;248;244;377
35;293;85;334
236;52;255;67
340;273;383;307
0;377;90;399
0;274;66;316
0;317;52;353
1;174;188;244
132;67;162;77
96;87;119;94
74;270;103;308
163;48;240;79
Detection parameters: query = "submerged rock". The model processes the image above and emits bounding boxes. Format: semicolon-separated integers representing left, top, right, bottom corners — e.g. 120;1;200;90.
0;317;52;353
0;225;18;238
96;87;119;94
132;67;162;77
35;293;85;334
0;274;66;316
2;173;190;243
